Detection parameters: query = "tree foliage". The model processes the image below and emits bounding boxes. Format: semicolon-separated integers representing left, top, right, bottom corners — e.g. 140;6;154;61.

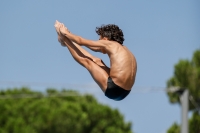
167;112;200;133
167;49;200;110
166;49;200;133
0;87;133;133
167;123;180;133
189;112;200;133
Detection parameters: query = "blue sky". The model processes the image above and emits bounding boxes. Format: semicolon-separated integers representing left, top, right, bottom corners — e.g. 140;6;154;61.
0;1;200;133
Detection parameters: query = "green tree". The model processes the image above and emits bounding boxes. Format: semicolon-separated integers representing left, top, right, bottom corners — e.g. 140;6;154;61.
0;87;133;133
167;50;200;110
167;112;200;133
167;123;180;133
189;112;200;132
166;49;200;133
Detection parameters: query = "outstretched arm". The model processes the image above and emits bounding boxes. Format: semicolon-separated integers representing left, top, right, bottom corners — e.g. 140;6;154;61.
55;21;103;52
59;36;104;53
58;22;109;49
55;21;106;54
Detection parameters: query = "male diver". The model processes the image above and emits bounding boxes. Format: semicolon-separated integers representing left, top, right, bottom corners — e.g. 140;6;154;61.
54;20;137;101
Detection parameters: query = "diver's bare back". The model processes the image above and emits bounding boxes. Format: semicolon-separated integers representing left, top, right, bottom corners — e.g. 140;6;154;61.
106;41;137;91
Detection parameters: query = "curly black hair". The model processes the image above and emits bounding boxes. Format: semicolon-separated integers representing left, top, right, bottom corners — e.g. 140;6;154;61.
95;24;124;44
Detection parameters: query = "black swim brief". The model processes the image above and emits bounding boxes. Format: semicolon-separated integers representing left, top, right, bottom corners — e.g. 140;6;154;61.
105;77;130;101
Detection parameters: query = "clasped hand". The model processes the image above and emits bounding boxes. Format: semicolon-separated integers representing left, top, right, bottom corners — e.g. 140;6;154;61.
54;20;70;36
